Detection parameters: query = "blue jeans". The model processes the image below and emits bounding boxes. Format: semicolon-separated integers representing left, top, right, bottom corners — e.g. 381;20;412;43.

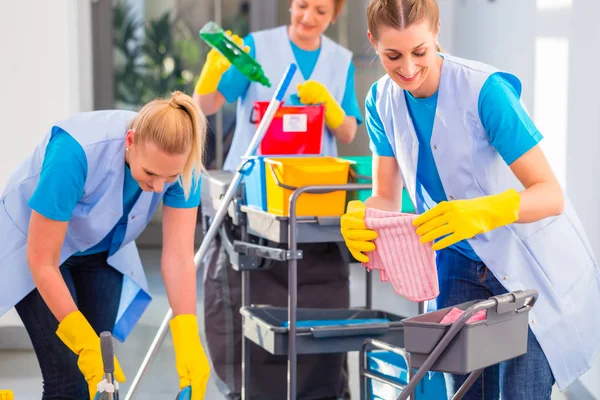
15;252;123;400
433;248;555;400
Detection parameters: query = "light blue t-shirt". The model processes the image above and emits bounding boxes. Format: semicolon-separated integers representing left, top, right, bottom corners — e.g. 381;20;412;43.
217;34;363;125
28;129;201;256
366;72;543;261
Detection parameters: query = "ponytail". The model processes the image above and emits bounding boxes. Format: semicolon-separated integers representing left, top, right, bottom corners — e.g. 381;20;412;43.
129;91;207;199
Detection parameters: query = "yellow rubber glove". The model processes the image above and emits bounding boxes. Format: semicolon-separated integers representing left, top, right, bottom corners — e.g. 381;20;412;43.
194;31;249;95
297;80;346;129
56;311;126;400
340;200;378;263
170;315;210;400
413;189;521;250
0;390;14;400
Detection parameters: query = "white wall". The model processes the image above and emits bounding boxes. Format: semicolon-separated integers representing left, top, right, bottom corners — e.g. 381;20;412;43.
437;0;456;54
448;0;599;396
0;0;93;190
451;0;600;252
0;0;93;330
564;0;600;260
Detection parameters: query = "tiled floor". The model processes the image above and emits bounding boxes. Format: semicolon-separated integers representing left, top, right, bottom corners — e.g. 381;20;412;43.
0;248;582;399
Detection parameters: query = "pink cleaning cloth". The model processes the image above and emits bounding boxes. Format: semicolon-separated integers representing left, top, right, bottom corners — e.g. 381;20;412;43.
439;308;487;325
362;208;439;302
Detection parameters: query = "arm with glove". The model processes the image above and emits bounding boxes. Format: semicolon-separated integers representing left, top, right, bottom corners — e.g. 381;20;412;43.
56;312;126;399
162;205;210;400
193;30;249;116
413;146;564;250
413;76;566;250
296;80;357;144
26;211;126;400
412;189;521;250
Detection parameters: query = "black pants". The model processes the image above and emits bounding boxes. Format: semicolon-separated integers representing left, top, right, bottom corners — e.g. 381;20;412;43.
15;252;123;399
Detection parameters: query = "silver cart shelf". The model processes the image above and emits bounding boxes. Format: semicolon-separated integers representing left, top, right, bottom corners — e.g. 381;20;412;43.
241;306;405;356
242;206;344;244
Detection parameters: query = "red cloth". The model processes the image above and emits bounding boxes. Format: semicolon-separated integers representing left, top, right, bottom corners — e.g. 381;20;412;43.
439;308;487;324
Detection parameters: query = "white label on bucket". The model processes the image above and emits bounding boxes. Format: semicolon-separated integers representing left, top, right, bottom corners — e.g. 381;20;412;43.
283;113;307;132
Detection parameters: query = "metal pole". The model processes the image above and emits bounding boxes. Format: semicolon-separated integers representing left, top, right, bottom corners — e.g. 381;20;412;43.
100;332;116;400
360;339;411;400
287;183;371;400
124;64;297;400
366;268;372;309
287;190;300;400
241;217;251;399
359;340;368;400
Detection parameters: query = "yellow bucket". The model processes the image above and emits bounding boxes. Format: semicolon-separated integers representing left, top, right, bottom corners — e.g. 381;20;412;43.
264;157;353;217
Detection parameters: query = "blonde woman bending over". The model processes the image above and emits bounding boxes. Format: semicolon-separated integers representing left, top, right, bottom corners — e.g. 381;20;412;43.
0;92;210;400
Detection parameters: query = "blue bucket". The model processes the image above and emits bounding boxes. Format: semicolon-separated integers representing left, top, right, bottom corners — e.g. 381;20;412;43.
241;156;268;211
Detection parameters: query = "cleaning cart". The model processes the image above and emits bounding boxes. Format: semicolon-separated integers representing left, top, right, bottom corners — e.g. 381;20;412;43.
199;162;539;400
201;161;538;400
200;159;408;400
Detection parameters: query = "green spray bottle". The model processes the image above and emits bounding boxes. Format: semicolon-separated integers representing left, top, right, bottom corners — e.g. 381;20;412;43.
199;21;271;88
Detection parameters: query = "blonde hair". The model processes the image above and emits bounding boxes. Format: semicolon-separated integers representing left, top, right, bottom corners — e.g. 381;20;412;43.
129;91;206;199
367;0;442;51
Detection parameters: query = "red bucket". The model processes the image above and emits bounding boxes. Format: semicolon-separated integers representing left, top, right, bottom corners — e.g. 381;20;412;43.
251;101;324;155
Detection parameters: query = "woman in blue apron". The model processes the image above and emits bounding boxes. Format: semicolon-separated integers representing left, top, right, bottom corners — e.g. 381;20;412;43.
193;0;363;398
340;0;600;399
0;92;210;400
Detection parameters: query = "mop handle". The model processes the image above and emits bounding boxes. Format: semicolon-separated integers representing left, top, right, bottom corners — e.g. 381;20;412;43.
243;63;297;157
100;331;115;400
191;63;298;269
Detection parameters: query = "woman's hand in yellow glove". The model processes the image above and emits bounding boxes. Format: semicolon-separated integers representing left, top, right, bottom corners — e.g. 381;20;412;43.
296;80;346;129
340;200;378;263
170;315;210;400
56;311;126;400
413;189;521;250
194;31;249;95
